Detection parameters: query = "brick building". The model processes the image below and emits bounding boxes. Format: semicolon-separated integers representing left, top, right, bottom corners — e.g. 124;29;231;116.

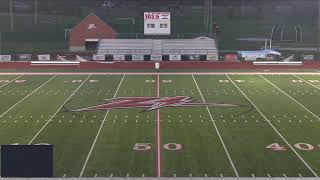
69;13;117;51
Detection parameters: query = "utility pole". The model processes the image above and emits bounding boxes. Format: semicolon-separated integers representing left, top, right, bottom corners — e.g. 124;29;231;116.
318;0;320;60
0;32;2;56
34;0;38;24
210;0;213;35
10;0;13;30
204;0;207;29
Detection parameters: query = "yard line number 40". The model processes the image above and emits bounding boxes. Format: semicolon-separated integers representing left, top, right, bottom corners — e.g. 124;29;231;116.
266;143;317;151
133;143;182;151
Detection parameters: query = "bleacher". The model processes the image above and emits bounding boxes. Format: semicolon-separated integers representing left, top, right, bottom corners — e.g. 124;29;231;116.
97;37;218;56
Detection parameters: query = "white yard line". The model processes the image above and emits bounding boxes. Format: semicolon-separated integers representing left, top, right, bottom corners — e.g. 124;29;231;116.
293;75;320;90
0;75;23;89
0;75;56;118
79;74;125;177
260;75;320;121
0;72;320;76
226;74;318;177
192;75;239;177
156;74;161;177
28;75;92;145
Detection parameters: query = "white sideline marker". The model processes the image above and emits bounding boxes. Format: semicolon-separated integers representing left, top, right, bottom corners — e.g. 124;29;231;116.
0;75;23;89
226;74;318;177
0;75;56;118
79;75;125;177
192;75;239;177
28;75;91;145
293;75;320;90
260;75;320;121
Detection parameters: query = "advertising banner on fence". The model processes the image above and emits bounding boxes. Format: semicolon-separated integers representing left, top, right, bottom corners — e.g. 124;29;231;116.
0;55;12;62
17;54;32;61
224;54;238;62
302;55;314;61
37;54;51;61
169;55;181;61
93;54;105;61
113;55;125;61
132;55;144;61
207;54;219;61
190;55;200;61
151;55;162;61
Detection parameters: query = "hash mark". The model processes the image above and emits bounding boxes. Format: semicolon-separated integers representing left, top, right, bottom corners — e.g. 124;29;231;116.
251;174;255;177
267;173;271;177
283;173;287;177
298;173;303;177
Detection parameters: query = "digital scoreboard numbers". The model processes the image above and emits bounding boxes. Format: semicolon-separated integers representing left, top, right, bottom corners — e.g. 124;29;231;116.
1;145;54;177
144;12;171;35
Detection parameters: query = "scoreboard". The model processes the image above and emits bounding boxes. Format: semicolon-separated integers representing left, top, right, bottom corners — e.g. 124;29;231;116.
144;12;171;35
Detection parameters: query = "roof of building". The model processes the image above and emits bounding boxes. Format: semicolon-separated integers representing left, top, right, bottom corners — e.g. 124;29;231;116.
70;13;116;34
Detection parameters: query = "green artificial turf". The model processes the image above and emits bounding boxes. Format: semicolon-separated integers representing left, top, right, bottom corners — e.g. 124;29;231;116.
0;73;320;177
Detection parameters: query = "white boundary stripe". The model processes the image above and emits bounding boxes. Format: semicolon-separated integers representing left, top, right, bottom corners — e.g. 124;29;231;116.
293;75;320;90
0;75;56;118
260;75;320;121
192;75;239;177
0;72;320;76
156;74;161;177
226;74;319;177
0;75;24;89
79;74;125;177
28;75;92;145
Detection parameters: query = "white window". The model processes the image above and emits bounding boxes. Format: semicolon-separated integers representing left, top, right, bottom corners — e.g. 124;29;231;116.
160;24;168;28
147;23;155;28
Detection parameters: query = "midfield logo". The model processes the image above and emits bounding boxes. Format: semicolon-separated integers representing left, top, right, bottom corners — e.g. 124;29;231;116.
72;96;240;112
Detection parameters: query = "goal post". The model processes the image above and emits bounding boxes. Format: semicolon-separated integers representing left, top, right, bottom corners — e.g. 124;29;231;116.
64;29;72;40
115;17;135;25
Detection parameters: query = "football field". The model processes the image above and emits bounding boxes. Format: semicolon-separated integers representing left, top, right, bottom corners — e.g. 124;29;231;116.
0;72;320;177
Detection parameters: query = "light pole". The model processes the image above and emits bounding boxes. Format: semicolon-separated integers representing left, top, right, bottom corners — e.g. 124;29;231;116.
0;32;2;56
317;0;320;60
10;0;13;30
34;0;38;24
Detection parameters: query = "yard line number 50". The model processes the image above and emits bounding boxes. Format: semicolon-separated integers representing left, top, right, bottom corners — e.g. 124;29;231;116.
133;143;182;151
